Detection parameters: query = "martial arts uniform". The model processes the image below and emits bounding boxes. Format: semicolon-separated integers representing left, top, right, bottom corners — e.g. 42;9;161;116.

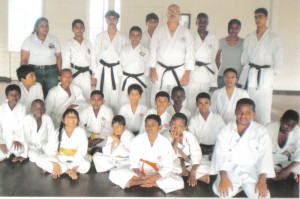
241;29;283;125
94;31;128;114
166;105;191;120
119;43;149;107
140;30;151;49
118;103;148;135
211;87;249;123
93;129;135;172
211;121;275;198
62;38;97;99
266;121;300;174
79;104;114;147
149;25;194;107
23;114;55;163
139;108;172;135
0;102;26;161
109;133;184;193
17;81;44;113
36;126;91;174
45;83;88;128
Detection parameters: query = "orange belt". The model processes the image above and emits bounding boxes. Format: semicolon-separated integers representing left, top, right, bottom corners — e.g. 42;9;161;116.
140;159;159;175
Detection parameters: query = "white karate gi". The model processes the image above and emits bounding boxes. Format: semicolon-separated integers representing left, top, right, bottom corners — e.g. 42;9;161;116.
140;30;151;49
186;32;219;113
36;126;91;174
166;105;191;120
93;129;135;172
23;114;55;163
149;25;194;107
79;104;114;147
241;29;283;125
119;44;150;108
211;121;275;198
94;31;128;114
62;38;97;99
45;83;88;128
211;87;249;123
266;121;300;174
109;133;184;193
17;82;44;113
139;108;172;135
0;102;26;161
118;103;148;134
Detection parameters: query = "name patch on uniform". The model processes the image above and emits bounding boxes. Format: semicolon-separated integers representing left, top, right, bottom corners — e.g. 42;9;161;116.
139;113;144;119
180;37;186;43
48;43;55;49
139;51;145;57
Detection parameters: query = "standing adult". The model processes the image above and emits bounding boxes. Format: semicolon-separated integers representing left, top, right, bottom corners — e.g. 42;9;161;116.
149;4;194;108
140;13;159;49
215;19;244;88
21;17;62;97
240;8;283;125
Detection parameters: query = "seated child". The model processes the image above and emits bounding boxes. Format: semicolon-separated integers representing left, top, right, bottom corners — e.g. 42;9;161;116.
139;91;172;134
79;90;114;154
118;84;148;135
266;109;300;182
211;68;249;123
211;98;274;198
0;84;26;162
45;68;87;128
109;114;184;193
166;86;191;120
163;113;211;186
23;99;55;163
93;115;135;172
36;109;91;180
16;64;44;113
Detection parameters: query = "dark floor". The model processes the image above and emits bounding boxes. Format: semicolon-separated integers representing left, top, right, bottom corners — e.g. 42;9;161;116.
0;157;298;197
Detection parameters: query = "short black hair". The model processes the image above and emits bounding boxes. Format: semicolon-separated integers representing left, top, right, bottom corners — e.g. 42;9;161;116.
196;92;210;102
112;115;126;126
129;26;142;35
171;112;188;126
255;8;268;17
171;86;185;96
281;110;299;123
223;68;238;77
90;90;104;99
196;13;208;20
236;98;256;112
155;91;170;101
59;68;72;76
145;114;161;126
127;84;143;95
5;84;21;96
146;13;159;23
228;18;241;34
72;19;85;28
16;65;35;81
105;10;120;19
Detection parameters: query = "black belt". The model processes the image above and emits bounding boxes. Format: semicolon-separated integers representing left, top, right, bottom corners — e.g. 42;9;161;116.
199;144;214;155
157;61;184;89
99;59;119;92
71;63;92;78
249;62;271;88
122;72;147;91
195;61;215;75
30;64;57;70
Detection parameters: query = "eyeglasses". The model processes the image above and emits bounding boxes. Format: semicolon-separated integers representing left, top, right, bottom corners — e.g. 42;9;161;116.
168;10;179;14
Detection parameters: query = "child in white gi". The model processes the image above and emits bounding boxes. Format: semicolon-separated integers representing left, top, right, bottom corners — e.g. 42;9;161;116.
79;90;114;154
16;64;44;113
36;109;91;180
93;115;135;172
0;84;26;162
266;110;300;182
211;98;275;198
109;114;184;193
23;99;55;163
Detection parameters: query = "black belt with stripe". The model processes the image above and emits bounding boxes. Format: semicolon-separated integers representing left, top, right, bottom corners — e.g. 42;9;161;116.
71;63;92;78
157;61;184;89
99;59;120;92
195;61;215;75
249;62;271;88
122;72;147;91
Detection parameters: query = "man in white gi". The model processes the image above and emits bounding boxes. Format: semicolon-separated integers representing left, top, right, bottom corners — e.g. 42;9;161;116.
266;110;300;182
186;13;219;113
240;8;283;125
94;10;128;114
211;98;275;198
211;68;249;123
149;4;194;107
140;13;159;49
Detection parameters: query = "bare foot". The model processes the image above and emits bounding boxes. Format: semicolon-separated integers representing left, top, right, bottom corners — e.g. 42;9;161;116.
140;182;157;188
12;156;27;163
198;175;210;184
180;170;189;177
127;178;143;188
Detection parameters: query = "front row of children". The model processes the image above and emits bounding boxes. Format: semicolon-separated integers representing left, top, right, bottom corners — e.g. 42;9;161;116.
0;81;299;197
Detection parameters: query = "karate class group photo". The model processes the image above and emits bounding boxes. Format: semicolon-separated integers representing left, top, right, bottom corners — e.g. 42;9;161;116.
0;0;299;198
